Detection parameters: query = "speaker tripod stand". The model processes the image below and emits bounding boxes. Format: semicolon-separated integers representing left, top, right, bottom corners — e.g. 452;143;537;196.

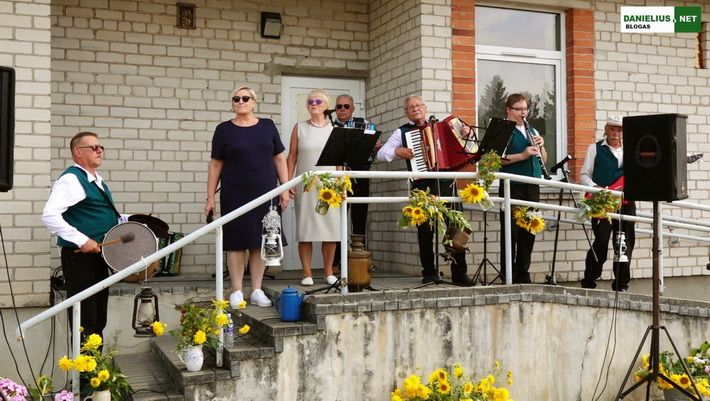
472;209;501;286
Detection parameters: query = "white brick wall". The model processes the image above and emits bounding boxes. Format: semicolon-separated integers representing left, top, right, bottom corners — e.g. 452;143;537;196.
0;0;52;308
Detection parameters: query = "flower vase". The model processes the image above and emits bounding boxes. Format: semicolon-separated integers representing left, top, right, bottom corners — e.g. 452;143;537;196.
478;192;494;211
179;345;204;372
84;389;110;401
315;200;329;215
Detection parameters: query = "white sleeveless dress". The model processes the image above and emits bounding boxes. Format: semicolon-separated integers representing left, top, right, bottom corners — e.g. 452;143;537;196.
294;121;341;242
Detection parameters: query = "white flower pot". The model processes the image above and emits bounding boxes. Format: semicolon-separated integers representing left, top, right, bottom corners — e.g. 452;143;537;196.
179;345;204;372
84;389;110;401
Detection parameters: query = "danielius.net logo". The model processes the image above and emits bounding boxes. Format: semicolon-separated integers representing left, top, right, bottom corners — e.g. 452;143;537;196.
620;6;701;33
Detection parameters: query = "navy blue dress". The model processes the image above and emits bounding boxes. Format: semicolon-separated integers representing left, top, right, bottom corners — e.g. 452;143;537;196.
211;118;285;250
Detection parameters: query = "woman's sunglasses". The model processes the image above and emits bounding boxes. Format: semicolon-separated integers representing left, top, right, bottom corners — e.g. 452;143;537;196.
307;99;325;106
336;104;351;110
232;96;252;103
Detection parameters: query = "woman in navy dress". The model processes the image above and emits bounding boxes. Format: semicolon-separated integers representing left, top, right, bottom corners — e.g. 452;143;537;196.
205;86;289;308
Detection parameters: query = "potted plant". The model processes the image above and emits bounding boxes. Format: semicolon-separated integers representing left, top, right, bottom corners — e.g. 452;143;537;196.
391;361;514;401
577;189;621;222
301;172;353;214
635;341;710;400
57;334;132;401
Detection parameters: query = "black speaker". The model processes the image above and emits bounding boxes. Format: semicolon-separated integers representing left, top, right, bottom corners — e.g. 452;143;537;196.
0;66;15;192
623;113;688;202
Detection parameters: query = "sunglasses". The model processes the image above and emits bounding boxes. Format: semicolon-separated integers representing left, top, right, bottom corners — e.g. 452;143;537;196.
232;96;252;103
307;98;325;106
77;145;105;152
336;104;351;110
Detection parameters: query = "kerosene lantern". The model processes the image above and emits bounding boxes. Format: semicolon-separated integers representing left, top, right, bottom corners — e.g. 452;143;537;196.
132;287;159;337
615;231;630;263
260;206;284;266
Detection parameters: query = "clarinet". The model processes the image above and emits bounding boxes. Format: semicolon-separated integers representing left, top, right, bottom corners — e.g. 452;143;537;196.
523;119;551;180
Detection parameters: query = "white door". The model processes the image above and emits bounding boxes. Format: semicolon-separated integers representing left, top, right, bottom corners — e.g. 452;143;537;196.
280;76;366;270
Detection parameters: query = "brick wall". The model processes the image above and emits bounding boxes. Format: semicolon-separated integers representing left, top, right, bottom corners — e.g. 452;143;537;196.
49;0;370;274
0;0;52;307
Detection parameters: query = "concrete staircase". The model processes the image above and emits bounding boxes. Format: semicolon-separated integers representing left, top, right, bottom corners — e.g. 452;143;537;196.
120;296;318;401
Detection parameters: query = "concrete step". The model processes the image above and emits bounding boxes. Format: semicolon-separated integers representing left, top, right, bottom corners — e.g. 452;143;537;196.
230;302;318;353
151;335;231;392
114;350;183;401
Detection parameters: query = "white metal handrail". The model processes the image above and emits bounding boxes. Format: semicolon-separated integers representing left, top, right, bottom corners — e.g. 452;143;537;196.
16;169;710;399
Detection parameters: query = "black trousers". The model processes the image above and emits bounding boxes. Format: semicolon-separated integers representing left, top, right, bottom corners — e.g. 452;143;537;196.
334;177;370;265
61;248;111;338
499;183;539;284
582;202;636;291
413;179;468;279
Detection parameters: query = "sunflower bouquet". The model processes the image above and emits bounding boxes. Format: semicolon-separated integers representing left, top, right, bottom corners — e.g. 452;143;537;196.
301;172;353;215
57;334;132;400
459;151;501;211
576;189;621;223
399;188;470;235
513;206;545;235
391;362;514;401
634;341;710;398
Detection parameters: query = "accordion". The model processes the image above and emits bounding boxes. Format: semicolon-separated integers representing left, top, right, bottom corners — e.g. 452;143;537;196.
403;116;479;172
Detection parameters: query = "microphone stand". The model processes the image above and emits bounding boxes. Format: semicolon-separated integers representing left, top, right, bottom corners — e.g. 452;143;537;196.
545;161;597;285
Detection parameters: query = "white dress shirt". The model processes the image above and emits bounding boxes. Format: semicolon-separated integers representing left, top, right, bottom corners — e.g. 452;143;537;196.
42;164;125;248
377;121;418;162
580;139;624;187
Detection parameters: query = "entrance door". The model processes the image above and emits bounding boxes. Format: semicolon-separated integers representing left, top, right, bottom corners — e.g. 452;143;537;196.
280;76;366;270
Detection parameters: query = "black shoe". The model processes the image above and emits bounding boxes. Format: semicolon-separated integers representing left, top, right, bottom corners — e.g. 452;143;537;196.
421;275;437;284
581;280;596;289
452;276;474;287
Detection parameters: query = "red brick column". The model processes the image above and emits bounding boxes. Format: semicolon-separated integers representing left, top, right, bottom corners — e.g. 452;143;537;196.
451;0;475;123
566;8;596;180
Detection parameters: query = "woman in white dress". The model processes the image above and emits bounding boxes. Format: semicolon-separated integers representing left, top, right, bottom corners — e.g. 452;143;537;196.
286;89;341;286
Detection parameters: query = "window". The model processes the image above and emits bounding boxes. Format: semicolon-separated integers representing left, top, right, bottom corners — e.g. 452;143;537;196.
476;6;565;175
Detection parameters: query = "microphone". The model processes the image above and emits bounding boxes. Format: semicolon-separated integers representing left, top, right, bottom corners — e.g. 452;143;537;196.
206;211;214;223
429;115;437;124
550;154;572;174
324;109;336;116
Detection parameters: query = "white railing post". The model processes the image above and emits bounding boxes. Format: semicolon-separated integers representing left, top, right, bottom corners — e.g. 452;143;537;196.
503;178;513;285
215;226;223;367
340;199;349;295
72;302;80;400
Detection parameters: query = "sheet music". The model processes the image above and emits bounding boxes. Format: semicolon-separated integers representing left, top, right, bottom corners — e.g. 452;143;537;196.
447;117;478;153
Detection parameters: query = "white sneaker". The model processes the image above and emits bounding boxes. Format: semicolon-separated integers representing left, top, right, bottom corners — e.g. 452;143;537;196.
325;275;338;285
250;289;272;307
301;277;314;286
229;290;243;309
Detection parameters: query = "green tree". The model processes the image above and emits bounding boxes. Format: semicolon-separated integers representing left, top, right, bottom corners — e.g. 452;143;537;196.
477;75;508;129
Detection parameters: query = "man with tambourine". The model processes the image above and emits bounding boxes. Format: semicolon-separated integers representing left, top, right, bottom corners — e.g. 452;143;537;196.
42;132;130;339
579;115;635;292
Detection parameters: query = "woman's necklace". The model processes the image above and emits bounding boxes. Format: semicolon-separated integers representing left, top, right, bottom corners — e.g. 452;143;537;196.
308;119;327;128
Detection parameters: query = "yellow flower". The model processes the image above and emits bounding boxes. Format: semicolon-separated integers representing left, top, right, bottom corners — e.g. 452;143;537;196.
319;188;340;207
238;324;250;335
151;321;166;336
677;374;692;388
343;175;352;193
90;377;101;388
462;381;474;395
513;207;526;220
529;216;545;234
507;370;513;385
215;313;229;327
213;329;221;335
74;355;97;372
460;183;485;204
428;368;448;384
453;363;464;378
402;375;422;398
237;300;247;309
212;299;229;310
410;207;427;226
390;391;404;401
193;330;207;345
493;387;510;401
438;380;451;394
83;333;103;350
416;384;432;399
97;369;110;382
402;205;414;216
58;356;74;371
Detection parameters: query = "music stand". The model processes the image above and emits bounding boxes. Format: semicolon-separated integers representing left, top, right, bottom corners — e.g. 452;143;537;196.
316;127;381;169
470;118;515;286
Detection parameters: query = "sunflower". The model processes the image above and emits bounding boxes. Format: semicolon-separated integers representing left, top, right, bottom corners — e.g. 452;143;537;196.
462;381;474;395
402;205;414;216
342;175;352;193
319;187;337;204
453;363;464;379
437;380;451;394
528;216;545;235
460;183;485;204
409;207;427;226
